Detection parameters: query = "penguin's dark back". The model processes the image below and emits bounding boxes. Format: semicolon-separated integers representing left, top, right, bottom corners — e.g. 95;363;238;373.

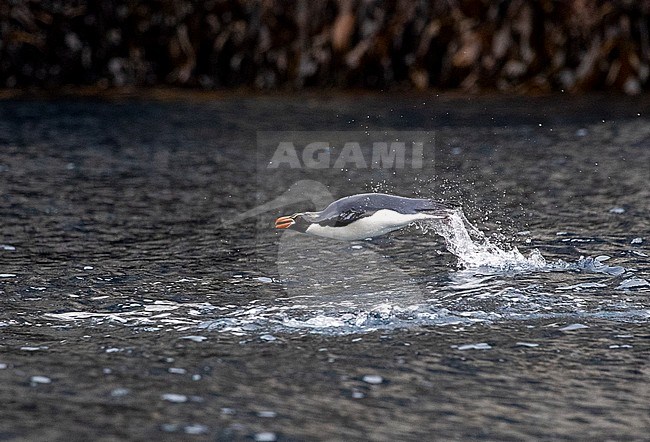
319;193;447;217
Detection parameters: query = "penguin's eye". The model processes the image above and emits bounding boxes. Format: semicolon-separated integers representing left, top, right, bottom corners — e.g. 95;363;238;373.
300;213;317;222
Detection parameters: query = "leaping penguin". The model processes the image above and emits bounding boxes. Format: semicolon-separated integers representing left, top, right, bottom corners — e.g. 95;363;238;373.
275;193;451;240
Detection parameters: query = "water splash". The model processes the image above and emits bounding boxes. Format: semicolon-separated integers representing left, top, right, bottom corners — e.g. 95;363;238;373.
423;208;547;270
419;209;631;278
37;207;648;336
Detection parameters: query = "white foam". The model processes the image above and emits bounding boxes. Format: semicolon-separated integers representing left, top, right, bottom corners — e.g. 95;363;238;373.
424;209;547;270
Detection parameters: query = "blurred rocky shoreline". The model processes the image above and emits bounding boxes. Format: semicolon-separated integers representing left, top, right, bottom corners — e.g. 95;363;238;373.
1;0;649;94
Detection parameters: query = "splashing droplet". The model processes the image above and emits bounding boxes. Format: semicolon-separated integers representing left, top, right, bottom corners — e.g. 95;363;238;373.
421;209;546;270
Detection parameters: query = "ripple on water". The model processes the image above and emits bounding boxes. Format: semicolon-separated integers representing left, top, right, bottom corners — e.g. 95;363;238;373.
36;206;650;336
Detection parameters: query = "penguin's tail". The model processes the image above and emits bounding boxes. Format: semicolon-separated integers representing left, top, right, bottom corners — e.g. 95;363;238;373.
416;199;458;218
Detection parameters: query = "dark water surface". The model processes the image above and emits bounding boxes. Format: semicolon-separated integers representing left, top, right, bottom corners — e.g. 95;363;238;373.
1;94;649;440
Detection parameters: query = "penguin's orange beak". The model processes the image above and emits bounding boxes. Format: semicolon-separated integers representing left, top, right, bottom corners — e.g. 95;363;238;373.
275;216;294;229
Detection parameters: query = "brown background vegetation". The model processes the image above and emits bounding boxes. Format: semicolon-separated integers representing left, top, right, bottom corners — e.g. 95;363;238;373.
1;0;649;94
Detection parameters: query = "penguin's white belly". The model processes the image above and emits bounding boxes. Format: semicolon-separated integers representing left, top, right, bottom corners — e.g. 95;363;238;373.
304;209;440;240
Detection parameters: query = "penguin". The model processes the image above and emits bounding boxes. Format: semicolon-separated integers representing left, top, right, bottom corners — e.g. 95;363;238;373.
275;193;451;240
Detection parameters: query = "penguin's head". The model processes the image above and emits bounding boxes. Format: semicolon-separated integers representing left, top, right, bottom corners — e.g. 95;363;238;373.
274;212;316;233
